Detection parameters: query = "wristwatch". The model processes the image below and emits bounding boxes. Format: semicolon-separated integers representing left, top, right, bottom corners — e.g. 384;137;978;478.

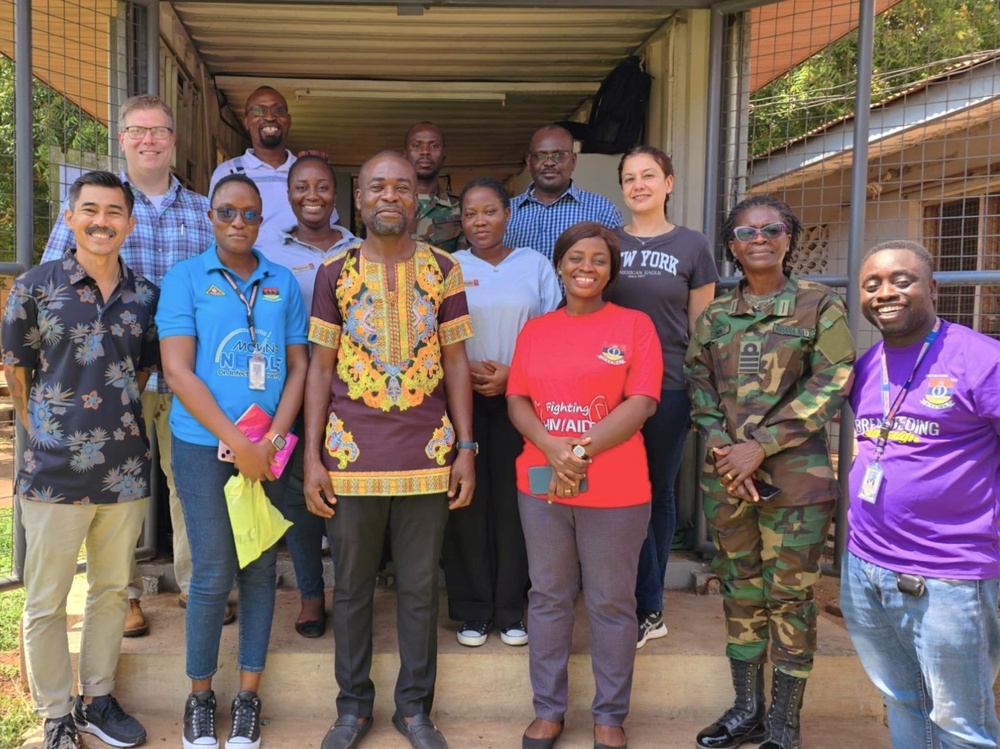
267;432;287;451
456;441;479;455
572;444;590;460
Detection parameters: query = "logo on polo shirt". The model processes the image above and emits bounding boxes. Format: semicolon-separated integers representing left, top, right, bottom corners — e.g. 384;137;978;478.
205;285;226;296
598;344;627;366
920;375;956;410
262;287;281;302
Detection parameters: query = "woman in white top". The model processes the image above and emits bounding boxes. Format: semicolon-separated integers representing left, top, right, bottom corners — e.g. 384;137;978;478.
441;177;561;648
257;155;356;639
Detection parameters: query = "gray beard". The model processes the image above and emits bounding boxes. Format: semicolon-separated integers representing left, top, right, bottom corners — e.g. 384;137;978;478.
368;214;407;236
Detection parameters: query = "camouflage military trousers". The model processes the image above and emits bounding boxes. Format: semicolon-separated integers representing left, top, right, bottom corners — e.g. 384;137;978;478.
705;494;834;678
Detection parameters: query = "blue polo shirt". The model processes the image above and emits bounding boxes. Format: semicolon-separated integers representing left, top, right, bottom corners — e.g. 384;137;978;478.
156;245;308;446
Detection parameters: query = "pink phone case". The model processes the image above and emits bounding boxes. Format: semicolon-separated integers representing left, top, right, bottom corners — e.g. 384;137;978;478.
218;403;298;478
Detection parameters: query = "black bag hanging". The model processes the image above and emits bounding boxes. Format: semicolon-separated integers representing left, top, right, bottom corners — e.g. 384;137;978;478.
561;56;653;155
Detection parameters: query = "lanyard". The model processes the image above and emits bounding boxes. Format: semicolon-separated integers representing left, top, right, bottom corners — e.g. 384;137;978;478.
218;269;261;349
874;318;941;458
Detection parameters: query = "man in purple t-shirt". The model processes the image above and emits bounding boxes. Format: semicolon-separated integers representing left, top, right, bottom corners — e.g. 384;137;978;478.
841;239;1000;749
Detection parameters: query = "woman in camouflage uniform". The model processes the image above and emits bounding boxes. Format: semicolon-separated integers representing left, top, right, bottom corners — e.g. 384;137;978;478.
685;196;855;749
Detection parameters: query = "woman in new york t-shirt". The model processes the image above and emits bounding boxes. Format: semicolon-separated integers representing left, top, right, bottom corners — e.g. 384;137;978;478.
507;221;662;749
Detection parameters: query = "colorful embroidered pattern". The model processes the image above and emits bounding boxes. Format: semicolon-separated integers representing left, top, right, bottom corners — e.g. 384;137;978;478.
329;467;453;496
310;242;473;496
325;412;360;469
425;415;455;466
334;245;463;412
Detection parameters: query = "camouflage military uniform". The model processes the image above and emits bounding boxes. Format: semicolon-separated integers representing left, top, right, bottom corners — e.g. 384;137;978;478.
684;274;855;678
412;191;465;253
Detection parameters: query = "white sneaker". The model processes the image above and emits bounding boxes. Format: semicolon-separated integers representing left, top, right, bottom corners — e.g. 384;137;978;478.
500;621;529;646
637;610;668;649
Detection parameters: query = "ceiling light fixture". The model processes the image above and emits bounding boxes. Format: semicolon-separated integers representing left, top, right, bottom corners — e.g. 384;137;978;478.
296;88;506;103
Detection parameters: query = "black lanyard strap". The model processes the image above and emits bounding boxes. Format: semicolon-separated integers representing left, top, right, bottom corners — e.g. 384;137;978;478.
219;269;261;349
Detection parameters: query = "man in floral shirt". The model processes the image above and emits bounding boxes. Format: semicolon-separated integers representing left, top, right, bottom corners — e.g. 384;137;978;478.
2;171;159;749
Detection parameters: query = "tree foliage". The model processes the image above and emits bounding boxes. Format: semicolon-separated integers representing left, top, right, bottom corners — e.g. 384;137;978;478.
748;0;1000;157
0;56;109;265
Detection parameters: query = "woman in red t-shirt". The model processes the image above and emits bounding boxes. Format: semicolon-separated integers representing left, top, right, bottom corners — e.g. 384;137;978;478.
507;222;662;749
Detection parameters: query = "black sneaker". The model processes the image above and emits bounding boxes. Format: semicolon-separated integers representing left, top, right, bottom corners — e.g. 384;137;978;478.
43;714;82;749
183;690;218;749
456;620;491;647
226;691;262;749
73;694;147;747
637;610;668;649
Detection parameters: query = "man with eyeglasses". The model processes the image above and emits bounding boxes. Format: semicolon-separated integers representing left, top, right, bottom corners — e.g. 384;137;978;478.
211;86;340;250
42;93;216;638
404;121;464;253
504;124;623;262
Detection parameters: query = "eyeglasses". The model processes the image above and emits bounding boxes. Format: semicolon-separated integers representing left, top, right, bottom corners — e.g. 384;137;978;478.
213;207;263;225
246;104;288;118
121;125;173;141
732;223;788;242
528;150;572;164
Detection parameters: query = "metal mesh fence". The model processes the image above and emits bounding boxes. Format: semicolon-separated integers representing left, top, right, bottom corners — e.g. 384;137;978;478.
721;0;1000;353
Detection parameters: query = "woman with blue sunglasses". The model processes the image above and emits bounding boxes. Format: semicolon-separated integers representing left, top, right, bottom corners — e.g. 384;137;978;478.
685;195;855;749
158;173;309;749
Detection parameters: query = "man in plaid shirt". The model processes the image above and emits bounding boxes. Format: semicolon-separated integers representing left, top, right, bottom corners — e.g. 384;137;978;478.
504;125;623;262
42;94;217;636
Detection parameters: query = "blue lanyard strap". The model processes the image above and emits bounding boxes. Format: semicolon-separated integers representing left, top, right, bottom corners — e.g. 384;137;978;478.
218;269;261;349
875;318;941;457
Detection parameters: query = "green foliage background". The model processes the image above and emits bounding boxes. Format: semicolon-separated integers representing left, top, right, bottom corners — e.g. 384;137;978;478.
749;0;1000;157
0;56;109;266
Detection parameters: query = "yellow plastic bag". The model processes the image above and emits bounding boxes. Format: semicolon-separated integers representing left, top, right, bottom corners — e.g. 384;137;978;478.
224;474;292;568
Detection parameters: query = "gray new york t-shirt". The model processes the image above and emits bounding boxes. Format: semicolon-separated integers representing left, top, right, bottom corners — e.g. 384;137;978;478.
606;225;719;390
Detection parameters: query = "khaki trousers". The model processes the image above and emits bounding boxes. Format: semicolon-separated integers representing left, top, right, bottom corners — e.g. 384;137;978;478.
137;390;191;596
22;498;147;718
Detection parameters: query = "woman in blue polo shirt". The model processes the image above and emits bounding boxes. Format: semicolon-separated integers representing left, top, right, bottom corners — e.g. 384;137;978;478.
158;173;309;749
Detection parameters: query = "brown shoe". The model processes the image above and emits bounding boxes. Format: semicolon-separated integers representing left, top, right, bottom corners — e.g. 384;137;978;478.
123;598;148;637
179;593;236;625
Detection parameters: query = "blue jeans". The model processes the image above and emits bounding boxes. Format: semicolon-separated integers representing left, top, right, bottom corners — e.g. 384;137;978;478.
173;437;286;679
841;549;1000;748
276;438;326;600
634;389;690;613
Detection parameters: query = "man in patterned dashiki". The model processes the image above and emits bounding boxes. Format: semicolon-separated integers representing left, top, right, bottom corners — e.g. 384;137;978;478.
302;151;475;749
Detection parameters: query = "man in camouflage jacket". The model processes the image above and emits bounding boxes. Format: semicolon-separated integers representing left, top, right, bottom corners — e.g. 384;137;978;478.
404;121;465;252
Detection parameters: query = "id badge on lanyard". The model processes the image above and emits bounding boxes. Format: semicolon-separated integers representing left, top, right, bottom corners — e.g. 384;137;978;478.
248;350;266;391
219;269;266;391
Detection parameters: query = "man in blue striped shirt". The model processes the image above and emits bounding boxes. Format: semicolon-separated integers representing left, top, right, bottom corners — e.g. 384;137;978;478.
504;125;623;262
43;94;215;637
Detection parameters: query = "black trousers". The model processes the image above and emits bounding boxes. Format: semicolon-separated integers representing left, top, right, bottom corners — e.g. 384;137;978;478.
441;392;528;628
327;492;449;718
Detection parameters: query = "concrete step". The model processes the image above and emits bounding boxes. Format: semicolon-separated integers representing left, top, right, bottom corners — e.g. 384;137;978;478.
20;576;890;747
20;713;889;749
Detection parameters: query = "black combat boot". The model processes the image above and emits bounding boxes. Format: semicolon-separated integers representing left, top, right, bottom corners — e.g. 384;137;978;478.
758;667;807;749
695;659;767;748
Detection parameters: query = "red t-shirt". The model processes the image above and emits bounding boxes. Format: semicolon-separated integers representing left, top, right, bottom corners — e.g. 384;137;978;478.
507;303;663;508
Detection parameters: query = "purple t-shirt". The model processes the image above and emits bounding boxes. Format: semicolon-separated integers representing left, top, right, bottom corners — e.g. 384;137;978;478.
847;321;1000;579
